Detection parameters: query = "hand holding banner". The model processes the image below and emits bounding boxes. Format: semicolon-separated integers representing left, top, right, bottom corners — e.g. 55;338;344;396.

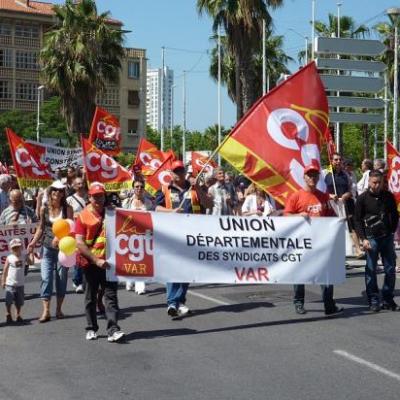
81;137;132;191
89;106;121;156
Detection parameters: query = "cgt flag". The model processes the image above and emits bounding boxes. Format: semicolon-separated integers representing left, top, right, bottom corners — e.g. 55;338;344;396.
386;140;400;212
81;137;132;191
191;151;218;177
132;138;167;175
89;106;121;156
6;128;53;188
219;62;329;205
145;156;173;196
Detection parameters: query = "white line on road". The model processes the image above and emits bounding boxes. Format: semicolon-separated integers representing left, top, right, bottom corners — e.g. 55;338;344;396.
188;290;231;306
334;350;400;382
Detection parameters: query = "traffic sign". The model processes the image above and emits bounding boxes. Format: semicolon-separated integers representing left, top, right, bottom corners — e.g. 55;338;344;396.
330;112;384;124
315;37;386;56
320;75;384;93
316;58;386;73
327;96;384;109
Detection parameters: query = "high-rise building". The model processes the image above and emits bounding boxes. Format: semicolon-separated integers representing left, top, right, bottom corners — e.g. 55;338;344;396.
0;0;146;152
146;67;174;132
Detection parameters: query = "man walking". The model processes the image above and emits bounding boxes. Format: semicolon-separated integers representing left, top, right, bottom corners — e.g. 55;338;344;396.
284;165;344;316
354;170;399;312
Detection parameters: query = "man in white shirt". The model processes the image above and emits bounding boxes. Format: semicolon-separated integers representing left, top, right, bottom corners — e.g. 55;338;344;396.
208;168;235;216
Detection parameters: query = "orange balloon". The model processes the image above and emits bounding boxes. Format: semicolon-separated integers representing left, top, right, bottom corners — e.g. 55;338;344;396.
52;219;71;239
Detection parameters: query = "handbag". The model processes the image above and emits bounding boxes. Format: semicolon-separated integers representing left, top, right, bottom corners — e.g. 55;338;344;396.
76;218;104;268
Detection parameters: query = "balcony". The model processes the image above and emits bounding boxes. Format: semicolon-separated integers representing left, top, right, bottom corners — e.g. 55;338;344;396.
0;35;12;45
14;37;40;48
15;100;36;111
0;68;13;79
0;99;13;111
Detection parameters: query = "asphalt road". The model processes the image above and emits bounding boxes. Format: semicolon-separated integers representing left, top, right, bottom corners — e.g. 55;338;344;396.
0;263;400;400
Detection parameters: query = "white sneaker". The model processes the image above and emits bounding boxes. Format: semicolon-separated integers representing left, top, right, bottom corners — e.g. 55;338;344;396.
178;304;190;316
108;330;125;343
135;281;146;295
72;283;78;290
126;282;134;291
75;284;84;294
86;330;97;340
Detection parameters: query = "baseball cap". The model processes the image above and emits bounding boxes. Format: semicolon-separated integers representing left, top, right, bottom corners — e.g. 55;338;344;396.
304;165;320;175
50;180;66;190
171;160;185;172
88;182;106;195
9;238;22;248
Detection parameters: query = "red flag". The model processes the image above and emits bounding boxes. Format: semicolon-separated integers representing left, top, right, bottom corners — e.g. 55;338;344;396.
219;62;329;204
191;152;218;177
324;127;336;161
387;140;400;212
133;138;167;175
145;156;173;196
82;137;132;191
89;106;121;156
6;128;53;188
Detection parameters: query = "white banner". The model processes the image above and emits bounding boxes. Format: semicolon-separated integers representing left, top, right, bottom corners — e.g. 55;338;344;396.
106;209;346;284
0;223;40;265
27;141;83;170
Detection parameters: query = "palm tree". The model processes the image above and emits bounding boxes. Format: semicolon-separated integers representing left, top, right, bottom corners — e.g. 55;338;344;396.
209;31;291;102
197;0;283;120
40;0;124;135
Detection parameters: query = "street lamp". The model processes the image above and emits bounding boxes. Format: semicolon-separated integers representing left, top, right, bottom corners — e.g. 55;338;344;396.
170;84;177;148
387;7;400;149
288;28;309;64
36;85;44;142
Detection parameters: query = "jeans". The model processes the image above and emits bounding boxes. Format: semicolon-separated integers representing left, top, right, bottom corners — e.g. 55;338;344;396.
72;266;83;286
365;234;396;305
40;246;68;300
83;265;120;335
293;284;336;311
166;283;189;308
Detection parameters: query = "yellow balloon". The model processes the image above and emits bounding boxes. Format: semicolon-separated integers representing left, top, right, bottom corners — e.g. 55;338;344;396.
59;236;77;256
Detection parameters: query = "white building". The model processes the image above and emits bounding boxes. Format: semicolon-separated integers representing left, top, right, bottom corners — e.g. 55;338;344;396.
146;67;174;132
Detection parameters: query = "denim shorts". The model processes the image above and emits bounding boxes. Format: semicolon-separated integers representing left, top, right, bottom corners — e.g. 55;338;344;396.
5;285;24;307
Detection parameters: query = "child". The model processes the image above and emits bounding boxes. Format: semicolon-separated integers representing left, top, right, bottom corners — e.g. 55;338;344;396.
1;238;32;324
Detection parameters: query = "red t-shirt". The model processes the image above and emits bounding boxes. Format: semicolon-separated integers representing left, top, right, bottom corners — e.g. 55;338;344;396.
284;189;335;217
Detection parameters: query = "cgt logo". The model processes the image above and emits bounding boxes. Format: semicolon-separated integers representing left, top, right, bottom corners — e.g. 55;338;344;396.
85;151;118;180
97;120;120;141
140;151;162;171
114;210;154;277
15;147;46;176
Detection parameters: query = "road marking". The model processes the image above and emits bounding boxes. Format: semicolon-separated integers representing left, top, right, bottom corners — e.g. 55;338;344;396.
334;350;400;382
188;290;231;306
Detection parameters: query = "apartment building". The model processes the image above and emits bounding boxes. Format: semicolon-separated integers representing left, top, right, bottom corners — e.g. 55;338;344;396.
146;67;174;132
0;0;146;152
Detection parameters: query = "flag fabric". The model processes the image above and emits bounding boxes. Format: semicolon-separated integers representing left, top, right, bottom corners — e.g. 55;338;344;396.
324;127;336;161
89;106;121;156
191;151;218;177
386;140;400;212
133;138;167;175
6;128;53;188
81;137;132;191
145;156;173;196
218;62;329;205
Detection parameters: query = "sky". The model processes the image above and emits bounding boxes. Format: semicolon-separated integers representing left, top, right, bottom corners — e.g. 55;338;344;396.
50;0;399;131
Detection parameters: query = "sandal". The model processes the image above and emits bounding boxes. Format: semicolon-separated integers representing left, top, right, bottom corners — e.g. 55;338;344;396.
56;312;65;319
39;314;51;323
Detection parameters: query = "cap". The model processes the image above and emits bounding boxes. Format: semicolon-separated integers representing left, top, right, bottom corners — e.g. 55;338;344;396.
304;165;320;175
171;160;185;172
50;180;66;190
9;238;22;248
88;182;106;195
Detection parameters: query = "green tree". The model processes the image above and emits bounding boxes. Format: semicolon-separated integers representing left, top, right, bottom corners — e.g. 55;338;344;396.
40;0;124;136
198;0;283;120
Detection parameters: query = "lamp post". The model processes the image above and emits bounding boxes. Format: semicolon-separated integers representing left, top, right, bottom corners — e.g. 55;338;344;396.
288;29;309;64
36;85;44;142
387;7;400;149
170;84;177;149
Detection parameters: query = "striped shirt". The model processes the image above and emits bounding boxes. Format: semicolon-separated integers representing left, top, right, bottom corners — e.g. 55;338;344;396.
0;205;38;225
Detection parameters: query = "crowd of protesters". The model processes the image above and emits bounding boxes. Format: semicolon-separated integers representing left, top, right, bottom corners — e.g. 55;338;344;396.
0;155;399;342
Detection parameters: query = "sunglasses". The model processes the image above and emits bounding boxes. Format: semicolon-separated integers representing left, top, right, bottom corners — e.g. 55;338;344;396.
51;188;64;193
134;185;144;189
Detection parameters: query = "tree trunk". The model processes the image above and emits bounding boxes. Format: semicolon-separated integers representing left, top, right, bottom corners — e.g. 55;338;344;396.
362;123;369;159
235;52;243;121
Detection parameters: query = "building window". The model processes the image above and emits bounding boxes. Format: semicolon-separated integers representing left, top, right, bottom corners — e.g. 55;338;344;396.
0;49;12;68
0;23;12;36
0;81;11;99
15;25;39;39
128;119;138;133
98;88;119;107
128;61;140;79
128;90;140;107
16;51;39;70
16;82;38;101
